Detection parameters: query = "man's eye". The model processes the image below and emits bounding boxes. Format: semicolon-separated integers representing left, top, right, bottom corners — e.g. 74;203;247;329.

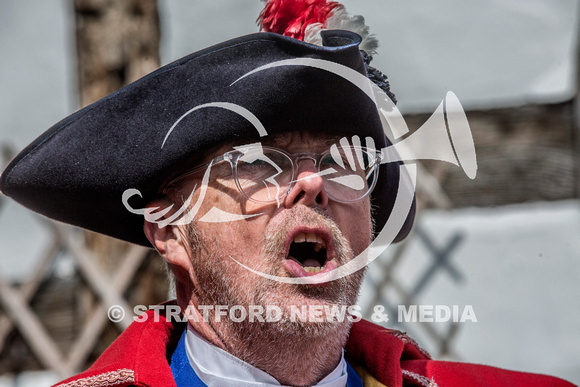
243;159;269;168
238;159;274;176
321;155;345;169
212;163;234;178
321;156;338;165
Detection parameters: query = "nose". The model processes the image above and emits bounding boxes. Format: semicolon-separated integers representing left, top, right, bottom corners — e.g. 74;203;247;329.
283;159;329;209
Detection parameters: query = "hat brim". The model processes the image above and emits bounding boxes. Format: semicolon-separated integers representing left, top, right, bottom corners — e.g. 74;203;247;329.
0;31;413;247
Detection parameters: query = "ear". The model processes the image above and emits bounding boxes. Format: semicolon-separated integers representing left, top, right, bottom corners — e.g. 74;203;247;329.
144;198;194;276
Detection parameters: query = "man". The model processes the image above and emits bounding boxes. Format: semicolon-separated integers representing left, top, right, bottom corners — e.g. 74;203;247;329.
0;1;574;386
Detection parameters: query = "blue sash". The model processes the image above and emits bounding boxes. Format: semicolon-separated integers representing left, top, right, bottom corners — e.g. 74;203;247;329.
170;331;363;387
345;361;363;387
170;331;206;386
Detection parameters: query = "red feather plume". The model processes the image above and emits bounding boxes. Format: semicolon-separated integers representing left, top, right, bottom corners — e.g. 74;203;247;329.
258;0;343;41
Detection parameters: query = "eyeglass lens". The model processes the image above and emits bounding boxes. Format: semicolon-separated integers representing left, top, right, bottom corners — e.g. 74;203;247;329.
234;146;377;203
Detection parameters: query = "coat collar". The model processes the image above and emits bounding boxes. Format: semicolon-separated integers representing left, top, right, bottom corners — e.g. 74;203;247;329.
53;304;430;387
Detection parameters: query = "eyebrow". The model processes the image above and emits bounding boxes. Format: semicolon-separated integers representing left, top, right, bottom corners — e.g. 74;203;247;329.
258;135;341;150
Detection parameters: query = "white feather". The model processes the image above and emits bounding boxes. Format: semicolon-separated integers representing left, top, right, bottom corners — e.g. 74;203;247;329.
326;8;379;54
303;8;379;55
304;22;324;46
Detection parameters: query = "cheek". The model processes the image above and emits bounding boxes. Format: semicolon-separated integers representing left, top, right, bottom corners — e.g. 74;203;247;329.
197;197;271;258
184;176;278;257
334;202;372;254
200;178;271;217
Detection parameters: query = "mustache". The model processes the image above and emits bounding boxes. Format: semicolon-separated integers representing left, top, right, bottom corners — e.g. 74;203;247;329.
262;206;353;267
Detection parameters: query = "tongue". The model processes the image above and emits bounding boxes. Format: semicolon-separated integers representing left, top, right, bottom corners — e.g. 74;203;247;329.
301;258;321;267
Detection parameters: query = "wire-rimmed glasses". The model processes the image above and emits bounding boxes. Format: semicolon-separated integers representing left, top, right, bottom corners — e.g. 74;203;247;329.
163;143;382;204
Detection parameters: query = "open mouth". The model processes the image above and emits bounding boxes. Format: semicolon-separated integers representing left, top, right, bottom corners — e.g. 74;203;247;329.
287;232;328;274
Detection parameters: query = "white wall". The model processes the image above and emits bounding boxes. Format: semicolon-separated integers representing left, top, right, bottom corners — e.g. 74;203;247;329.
162;0;579;113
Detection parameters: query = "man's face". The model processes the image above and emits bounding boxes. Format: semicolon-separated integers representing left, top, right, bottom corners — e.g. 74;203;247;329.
172;131;373;335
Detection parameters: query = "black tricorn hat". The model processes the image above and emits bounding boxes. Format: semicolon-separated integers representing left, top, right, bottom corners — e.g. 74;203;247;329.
0;31;414;247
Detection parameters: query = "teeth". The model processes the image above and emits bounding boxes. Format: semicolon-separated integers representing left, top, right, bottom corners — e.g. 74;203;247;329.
293;233;326;249
294;233;306;243
291;233;327;271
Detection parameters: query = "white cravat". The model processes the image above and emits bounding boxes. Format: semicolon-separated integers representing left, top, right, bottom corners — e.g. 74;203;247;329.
184;324;348;387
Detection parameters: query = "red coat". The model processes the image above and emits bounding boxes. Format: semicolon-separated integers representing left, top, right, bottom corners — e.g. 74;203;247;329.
53;307;574;387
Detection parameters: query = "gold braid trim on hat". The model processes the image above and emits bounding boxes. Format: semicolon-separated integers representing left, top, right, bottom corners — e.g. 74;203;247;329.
55;369;135;387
